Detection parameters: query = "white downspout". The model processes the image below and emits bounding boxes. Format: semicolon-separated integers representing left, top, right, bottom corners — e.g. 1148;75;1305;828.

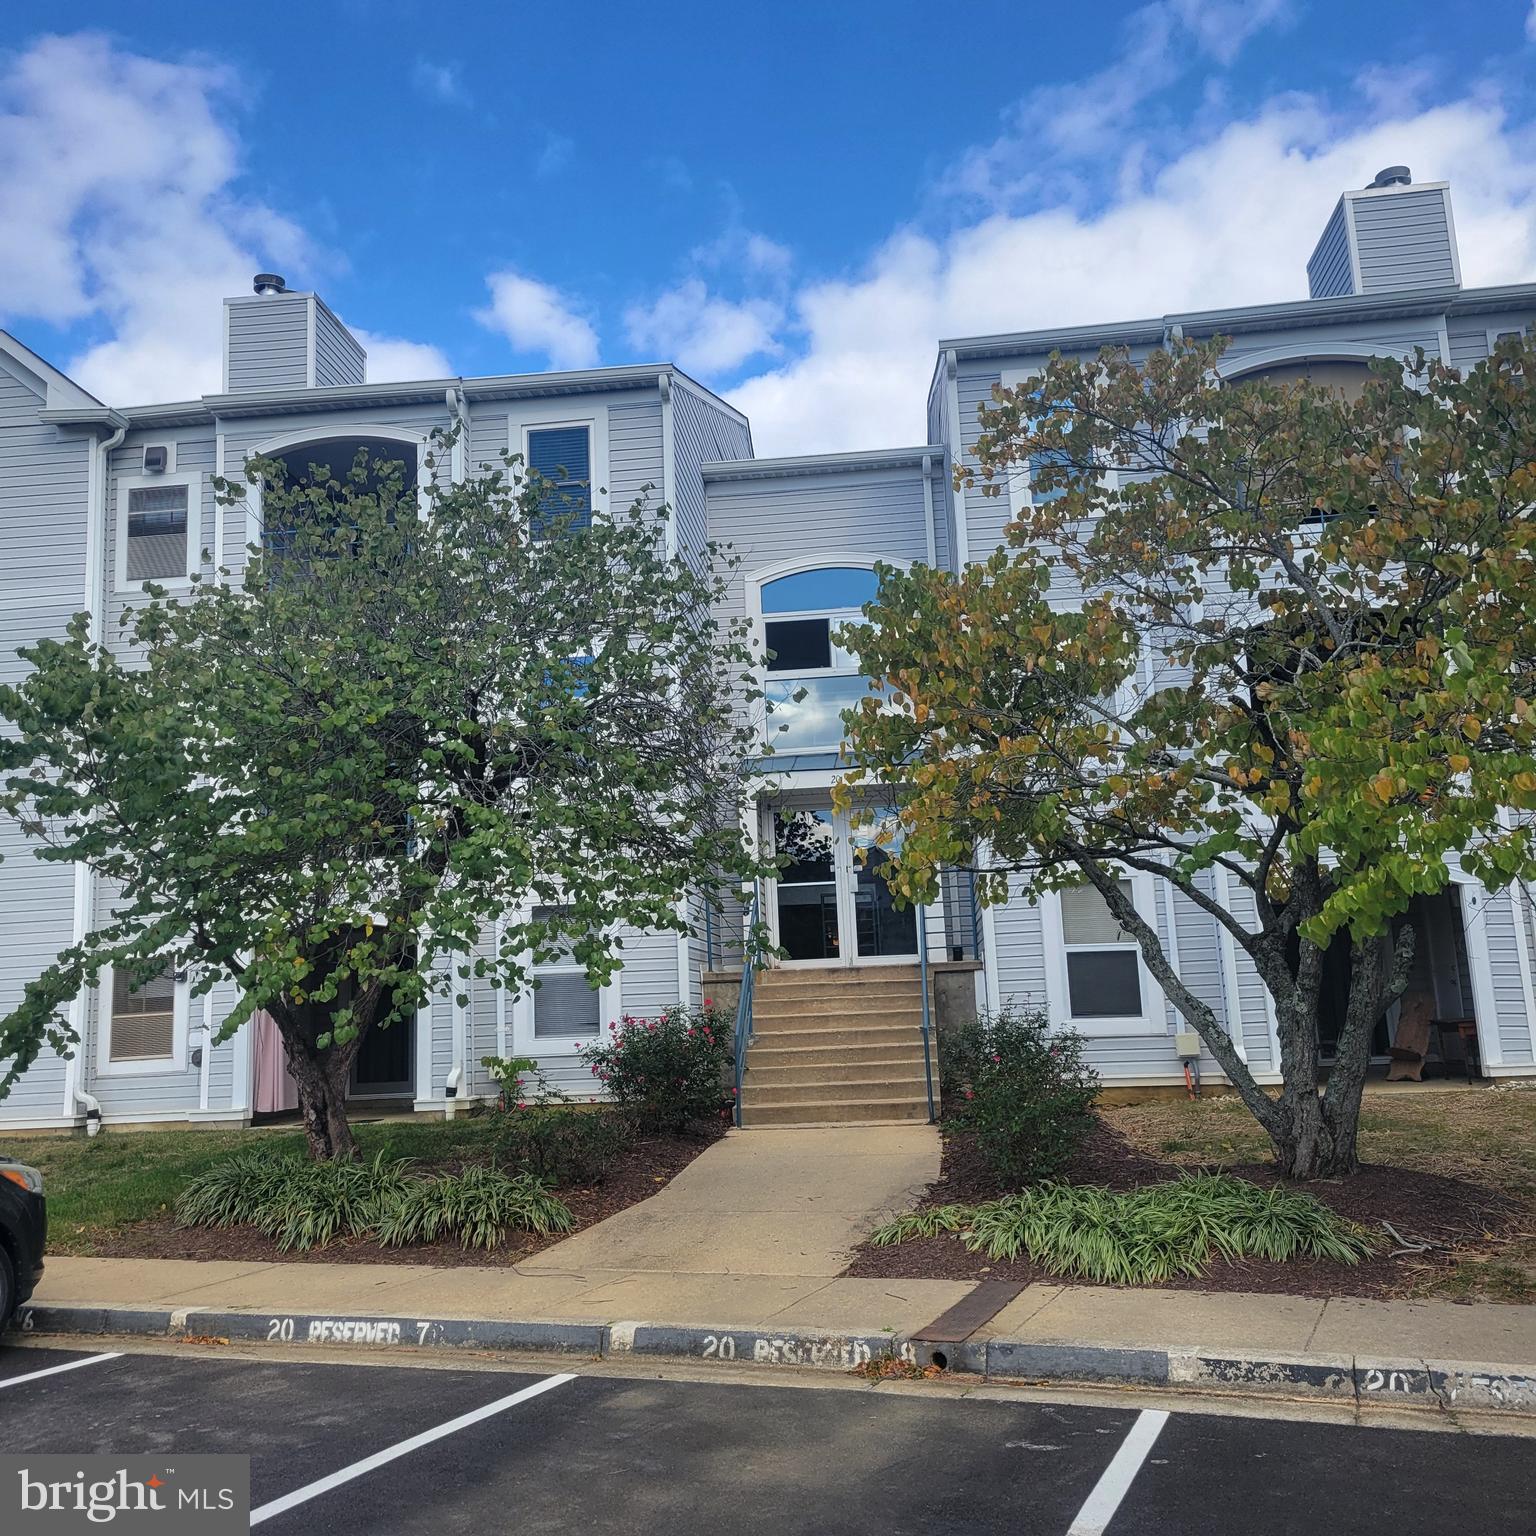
61;423;126;1131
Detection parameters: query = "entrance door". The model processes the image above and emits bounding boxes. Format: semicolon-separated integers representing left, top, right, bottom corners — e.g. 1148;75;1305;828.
770;801;919;966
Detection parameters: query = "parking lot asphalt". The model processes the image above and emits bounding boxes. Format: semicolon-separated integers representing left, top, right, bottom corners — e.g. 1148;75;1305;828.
2;1343;1532;1535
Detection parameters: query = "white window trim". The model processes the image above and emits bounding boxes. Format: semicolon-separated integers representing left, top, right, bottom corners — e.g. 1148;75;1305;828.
748;555;906;755
998;365;1118;524
242;425;434;556
1487;325;1528;352
1040;868;1168;1037
114;470;200;594
95;963;192;1076
514;405;609;528
508;904;621;1059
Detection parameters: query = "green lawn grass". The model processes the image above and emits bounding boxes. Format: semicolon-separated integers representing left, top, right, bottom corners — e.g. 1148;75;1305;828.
8;1116;501;1254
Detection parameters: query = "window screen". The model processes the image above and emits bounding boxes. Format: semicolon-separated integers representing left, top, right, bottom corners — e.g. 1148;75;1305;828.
530;903;600;1039
125;484;190;581
110;966;176;1060
764;617;832;672
1066;951;1142;1018
527;425;592;534
1061;879;1142;1019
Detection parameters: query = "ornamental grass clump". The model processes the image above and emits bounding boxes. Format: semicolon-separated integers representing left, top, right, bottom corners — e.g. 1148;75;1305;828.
869;1174;1375;1286
175;1149;412;1253
373;1166;572;1251
176;1149;574;1253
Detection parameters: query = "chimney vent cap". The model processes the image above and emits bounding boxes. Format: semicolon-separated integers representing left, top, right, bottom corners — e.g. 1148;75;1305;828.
1368;166;1412;189
252;273;287;296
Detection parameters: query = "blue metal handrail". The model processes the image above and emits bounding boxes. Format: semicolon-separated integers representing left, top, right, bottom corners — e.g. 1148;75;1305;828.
916;900;937;1124
732;879;764;1128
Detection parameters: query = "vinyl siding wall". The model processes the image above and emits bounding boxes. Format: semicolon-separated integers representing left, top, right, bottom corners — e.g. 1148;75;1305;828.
1307;199;1354;299
224;295;313;392
312;302;366;388
1351;188;1457;294
672;381;751;575
0;365;89;1122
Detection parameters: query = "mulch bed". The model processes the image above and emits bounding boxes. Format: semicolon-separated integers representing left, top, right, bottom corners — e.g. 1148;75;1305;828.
88;1128;721;1269
845;1118;1522;1299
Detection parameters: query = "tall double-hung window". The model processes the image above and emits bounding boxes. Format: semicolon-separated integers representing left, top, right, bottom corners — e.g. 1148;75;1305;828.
526;425;593;535
760;566;882;752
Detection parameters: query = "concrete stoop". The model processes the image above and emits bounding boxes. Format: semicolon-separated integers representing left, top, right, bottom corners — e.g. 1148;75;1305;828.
740;966;933;1128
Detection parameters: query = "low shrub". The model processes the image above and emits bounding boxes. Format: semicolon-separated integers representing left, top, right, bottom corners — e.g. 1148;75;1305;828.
938;1007;1099;1185
175;1150;412;1253
579;1003;733;1134
479;1054;542;1109
870;1173;1376;1284
176;1149;574;1253
373;1166;572;1251
488;1104;633;1185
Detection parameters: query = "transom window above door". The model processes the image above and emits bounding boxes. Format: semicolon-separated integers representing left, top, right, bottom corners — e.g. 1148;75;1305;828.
759;565;883;752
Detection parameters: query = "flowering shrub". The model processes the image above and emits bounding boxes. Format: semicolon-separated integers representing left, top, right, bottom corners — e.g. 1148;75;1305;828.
938;1007;1099;1186
580;1002;734;1134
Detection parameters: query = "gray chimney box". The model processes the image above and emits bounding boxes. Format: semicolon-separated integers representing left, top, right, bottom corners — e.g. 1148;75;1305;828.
221;286;367;392
1307;171;1460;299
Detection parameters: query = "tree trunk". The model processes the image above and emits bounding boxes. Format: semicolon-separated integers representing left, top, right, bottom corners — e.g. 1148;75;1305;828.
270;998;372;1161
286;1045;359;1161
1267;924;1415;1180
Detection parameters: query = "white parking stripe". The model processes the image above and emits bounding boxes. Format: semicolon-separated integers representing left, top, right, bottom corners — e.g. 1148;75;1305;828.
249;1371;577;1527
0;1352;124;1390
1065;1408;1169;1536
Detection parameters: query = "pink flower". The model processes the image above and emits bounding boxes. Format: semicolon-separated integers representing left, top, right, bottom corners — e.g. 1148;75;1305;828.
964;1089;975;1100
991;1054;1001;1064
703;997;713;1007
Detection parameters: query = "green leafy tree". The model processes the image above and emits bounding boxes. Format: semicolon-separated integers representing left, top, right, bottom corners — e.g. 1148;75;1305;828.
0;436;759;1159
841;337;1536;1179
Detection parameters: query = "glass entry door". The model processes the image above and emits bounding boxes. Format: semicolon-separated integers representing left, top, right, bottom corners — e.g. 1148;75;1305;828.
769;802;918;966
772;807;843;961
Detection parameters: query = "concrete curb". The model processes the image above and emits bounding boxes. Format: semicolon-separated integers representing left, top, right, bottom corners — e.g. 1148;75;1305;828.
11;1303;1536;1414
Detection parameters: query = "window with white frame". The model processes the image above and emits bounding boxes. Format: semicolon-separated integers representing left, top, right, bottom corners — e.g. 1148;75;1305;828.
117;474;198;589
1058;878;1145;1023
526;424;593;535
759;565;882;752
101;961;187;1071
528;905;603;1041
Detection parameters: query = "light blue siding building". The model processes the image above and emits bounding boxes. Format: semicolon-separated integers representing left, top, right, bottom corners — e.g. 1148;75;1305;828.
2;167;1535;1130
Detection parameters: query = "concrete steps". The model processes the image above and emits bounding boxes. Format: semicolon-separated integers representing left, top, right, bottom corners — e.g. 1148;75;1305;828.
741;1096;931;1127
740;966;933;1129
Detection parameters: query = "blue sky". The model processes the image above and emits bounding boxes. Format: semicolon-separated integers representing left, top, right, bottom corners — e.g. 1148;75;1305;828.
3;1;1536;451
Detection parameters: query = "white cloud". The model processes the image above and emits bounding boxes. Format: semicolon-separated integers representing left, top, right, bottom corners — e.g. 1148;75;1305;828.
1528;1;1536;44
475;269;600;370
0;33;441;405
624;280;782;375
411;60;468;105
732;97;1536;456
348;327;452;382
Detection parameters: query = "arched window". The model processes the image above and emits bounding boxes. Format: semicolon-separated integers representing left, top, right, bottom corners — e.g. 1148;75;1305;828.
758;564;884;752
250;429;424;563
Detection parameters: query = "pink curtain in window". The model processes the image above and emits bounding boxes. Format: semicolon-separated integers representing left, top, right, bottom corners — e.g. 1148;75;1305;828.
253;1010;299;1113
